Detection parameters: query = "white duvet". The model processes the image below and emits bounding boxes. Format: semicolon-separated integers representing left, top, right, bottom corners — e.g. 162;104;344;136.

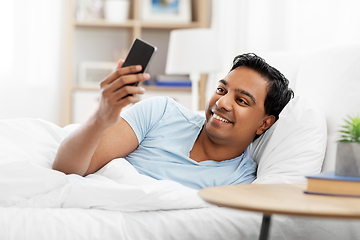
0;118;208;211
1;118;360;240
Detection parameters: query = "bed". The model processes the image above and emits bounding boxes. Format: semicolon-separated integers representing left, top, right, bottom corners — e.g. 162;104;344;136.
1;43;360;239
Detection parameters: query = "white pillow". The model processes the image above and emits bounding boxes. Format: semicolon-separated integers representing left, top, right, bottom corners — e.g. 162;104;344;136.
251;96;327;184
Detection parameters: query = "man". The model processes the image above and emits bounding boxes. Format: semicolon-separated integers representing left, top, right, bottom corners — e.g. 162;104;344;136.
53;53;294;189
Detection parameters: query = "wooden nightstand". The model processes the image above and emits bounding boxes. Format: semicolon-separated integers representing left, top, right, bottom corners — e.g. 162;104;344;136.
199;184;360;240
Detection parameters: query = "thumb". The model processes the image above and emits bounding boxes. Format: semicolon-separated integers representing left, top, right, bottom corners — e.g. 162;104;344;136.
117;59;124;69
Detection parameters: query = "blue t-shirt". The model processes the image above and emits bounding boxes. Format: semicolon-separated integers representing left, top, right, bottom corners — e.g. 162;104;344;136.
121;97;257;189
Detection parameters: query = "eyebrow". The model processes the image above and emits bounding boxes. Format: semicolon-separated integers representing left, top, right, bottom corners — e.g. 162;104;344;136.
218;79;257;104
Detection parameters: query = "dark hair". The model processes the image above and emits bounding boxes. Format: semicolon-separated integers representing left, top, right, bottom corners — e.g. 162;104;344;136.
230;53;294;121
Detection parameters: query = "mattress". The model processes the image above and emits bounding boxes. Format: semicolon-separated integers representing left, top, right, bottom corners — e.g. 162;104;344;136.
2;206;360;240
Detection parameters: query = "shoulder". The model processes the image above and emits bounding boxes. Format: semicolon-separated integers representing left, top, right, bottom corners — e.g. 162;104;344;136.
121;96;168;121
134;96;169;110
137;96;204;121
122;96;205;128
164;97;205;127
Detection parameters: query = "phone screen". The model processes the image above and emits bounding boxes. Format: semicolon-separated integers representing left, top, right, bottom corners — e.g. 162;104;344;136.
122;38;157;80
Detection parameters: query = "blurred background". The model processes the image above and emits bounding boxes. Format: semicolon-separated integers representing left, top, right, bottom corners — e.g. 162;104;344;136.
0;0;359;127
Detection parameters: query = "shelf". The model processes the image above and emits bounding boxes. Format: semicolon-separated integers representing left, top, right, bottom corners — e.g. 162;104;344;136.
63;0;210;125
74;20;136;28
143;85;191;92
140;22;202;29
73;85;191;93
75;20;202;30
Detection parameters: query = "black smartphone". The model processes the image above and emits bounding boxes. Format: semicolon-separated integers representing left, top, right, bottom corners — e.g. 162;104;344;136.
122;38;157;86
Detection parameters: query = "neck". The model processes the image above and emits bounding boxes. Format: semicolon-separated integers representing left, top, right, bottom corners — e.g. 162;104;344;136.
190;127;249;163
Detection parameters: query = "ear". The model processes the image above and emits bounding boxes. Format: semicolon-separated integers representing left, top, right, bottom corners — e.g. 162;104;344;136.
256;115;276;135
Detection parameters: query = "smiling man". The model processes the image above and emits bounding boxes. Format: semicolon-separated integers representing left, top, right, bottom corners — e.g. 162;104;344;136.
53;53;294;189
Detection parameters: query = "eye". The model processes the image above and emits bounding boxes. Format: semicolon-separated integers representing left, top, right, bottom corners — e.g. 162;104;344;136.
237;98;249;106
216;87;226;94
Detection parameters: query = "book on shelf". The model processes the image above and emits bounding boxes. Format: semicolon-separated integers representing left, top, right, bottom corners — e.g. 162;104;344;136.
154;75;191;87
305;171;360;197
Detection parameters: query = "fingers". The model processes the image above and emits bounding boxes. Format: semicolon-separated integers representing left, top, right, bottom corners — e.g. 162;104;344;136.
101;73;149;100
101;65;143;86
102;84;145;105
102;92;137;110
112;72;149;89
98;64;149;116
94;62;148;128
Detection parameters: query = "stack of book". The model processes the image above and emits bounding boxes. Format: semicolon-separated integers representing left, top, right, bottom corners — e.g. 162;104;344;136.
305;171;360;197
154;75;191;87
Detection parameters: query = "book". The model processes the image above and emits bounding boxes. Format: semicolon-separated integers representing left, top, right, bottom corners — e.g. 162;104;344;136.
154;75;191;87
155;81;191;87
305;171;360;197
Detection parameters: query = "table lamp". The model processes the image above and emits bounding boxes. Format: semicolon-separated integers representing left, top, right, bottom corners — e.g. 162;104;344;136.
166;28;221;111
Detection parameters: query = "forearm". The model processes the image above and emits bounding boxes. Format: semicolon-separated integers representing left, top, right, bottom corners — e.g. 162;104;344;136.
52;115;108;176
52;63;149;176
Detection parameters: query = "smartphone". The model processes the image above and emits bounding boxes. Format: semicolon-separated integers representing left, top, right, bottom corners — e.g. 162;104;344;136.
122;38;157;86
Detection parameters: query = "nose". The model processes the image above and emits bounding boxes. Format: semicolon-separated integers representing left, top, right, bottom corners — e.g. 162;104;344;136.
216;94;232;112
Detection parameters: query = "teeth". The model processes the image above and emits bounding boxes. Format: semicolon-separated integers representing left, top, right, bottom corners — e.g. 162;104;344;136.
213;113;230;123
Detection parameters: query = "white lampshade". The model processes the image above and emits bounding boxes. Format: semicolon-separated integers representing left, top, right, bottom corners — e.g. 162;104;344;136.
166;28;221;111
166;28;220;74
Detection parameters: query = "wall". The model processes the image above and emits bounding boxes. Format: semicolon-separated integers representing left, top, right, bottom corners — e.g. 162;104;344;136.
0;1;65;126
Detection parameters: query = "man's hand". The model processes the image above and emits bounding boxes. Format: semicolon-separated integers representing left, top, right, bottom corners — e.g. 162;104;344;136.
94;60;150;129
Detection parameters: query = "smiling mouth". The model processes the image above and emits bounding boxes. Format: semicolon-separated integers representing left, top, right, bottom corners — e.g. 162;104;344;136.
212;113;231;123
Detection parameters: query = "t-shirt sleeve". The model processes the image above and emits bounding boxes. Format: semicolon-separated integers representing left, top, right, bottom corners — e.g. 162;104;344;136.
120;96;168;144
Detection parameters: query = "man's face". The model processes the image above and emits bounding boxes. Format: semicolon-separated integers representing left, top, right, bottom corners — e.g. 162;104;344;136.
204;66;273;146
